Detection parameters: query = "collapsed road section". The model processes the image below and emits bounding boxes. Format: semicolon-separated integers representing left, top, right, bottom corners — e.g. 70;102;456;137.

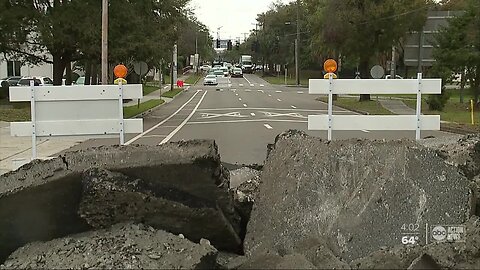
1;131;479;269
0;141;242;265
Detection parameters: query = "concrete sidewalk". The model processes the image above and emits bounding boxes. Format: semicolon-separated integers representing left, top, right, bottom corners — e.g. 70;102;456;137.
378;99;416;115
0;121;88;175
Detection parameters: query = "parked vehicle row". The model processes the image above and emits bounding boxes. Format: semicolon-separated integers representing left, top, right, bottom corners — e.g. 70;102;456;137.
0;76;53;87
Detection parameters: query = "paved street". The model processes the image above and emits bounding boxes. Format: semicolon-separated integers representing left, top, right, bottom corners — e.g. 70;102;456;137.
63;74;453;166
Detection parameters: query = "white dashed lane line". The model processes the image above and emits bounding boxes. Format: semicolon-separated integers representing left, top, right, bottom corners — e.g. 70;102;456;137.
250;113;256;116
268;94;272;97
239;84;244;87
297;91;304;94
291;105;297;109
260;84;265;87
277;99;282;102
243;104;248;107
264;124;273;129
238;98;242;101
245;89;251;92
276;90;282;93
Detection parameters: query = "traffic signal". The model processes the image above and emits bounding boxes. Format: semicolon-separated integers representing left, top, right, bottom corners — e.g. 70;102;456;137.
235;41;240;50
227;40;232;51
216;39;220;48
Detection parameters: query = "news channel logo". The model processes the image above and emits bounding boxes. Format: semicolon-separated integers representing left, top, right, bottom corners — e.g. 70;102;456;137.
430;225;466;243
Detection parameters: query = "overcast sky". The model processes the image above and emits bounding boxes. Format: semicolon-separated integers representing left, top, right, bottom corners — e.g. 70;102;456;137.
189;0;293;42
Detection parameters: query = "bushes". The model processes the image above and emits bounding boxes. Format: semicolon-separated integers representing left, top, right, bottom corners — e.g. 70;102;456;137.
426;89;450;111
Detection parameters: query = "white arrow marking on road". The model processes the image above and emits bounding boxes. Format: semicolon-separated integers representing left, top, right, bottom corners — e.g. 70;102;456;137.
200;112;247;119
264;124;273;129
276;90;282;93
250;113;256;116
291;105;297;109
261;111;307;119
243;103;248;107
277;99;282;102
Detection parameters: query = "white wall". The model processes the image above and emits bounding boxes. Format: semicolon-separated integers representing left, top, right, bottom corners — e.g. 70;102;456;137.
0;54;53;79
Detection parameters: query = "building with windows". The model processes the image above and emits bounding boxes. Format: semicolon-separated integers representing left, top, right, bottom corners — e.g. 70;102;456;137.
0;54;53;79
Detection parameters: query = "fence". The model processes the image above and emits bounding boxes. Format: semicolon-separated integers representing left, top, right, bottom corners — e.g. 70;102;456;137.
308;73;442;140
9;82;143;159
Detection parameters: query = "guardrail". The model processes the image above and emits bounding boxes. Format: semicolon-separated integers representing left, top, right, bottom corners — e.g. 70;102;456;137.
308;73;442;140
9;82;143;159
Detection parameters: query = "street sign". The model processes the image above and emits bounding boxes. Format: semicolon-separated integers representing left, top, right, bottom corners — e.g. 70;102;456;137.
134;62;148;76
370;65;385;79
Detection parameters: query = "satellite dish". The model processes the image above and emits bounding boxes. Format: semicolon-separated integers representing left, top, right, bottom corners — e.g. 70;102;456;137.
134;62;149;76
370;65;385;79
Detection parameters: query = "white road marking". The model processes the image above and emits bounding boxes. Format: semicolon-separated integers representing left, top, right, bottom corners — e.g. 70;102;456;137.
235;93;239;96
250;84;254;87
125;90;201;145
220;89;224;92
261;111;307;119
142;135;167;138
361;130;371;133
260;84;265;87
197;108;344;112
243;103;248;107
291;105;297;109
263;124;273;129
231;89;237;91
201;112;247;119
243;76;253;85
268;94;272;97
245;89;251;92
277;99;282;102
187;119;308;125
239;84;244;87
297;91;304;94
258;90;264;93
159;90;208;144
239;98;242;101
276;90;282;93
250;112;256;116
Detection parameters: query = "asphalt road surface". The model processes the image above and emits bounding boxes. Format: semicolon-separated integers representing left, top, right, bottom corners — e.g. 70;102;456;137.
69;73;453;165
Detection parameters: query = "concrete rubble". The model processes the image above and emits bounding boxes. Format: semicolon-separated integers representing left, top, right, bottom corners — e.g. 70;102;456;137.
244;130;472;262
0;223;217;269
0;140;241;263
2;131;480;269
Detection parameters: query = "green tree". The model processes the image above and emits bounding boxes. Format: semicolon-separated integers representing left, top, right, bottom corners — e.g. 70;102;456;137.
433;0;480;104
306;0;429;101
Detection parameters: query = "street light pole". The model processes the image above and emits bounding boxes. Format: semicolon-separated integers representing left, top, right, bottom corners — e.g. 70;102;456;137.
295;0;300;86
101;0;108;85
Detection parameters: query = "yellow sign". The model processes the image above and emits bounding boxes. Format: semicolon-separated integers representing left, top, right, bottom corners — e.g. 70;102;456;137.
114;78;127;84
324;73;337;79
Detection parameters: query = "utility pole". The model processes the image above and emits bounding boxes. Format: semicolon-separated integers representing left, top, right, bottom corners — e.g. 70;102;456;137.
390;46;396;78
295;0;300;86
101;0;108;85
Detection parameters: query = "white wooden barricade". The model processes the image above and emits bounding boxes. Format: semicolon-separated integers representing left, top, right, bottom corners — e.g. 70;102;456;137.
308;73;442;140
9;82;144;159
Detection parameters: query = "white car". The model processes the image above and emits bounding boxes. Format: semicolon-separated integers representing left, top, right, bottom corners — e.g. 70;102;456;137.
203;75;218;86
17;76;53;86
200;65;211;72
